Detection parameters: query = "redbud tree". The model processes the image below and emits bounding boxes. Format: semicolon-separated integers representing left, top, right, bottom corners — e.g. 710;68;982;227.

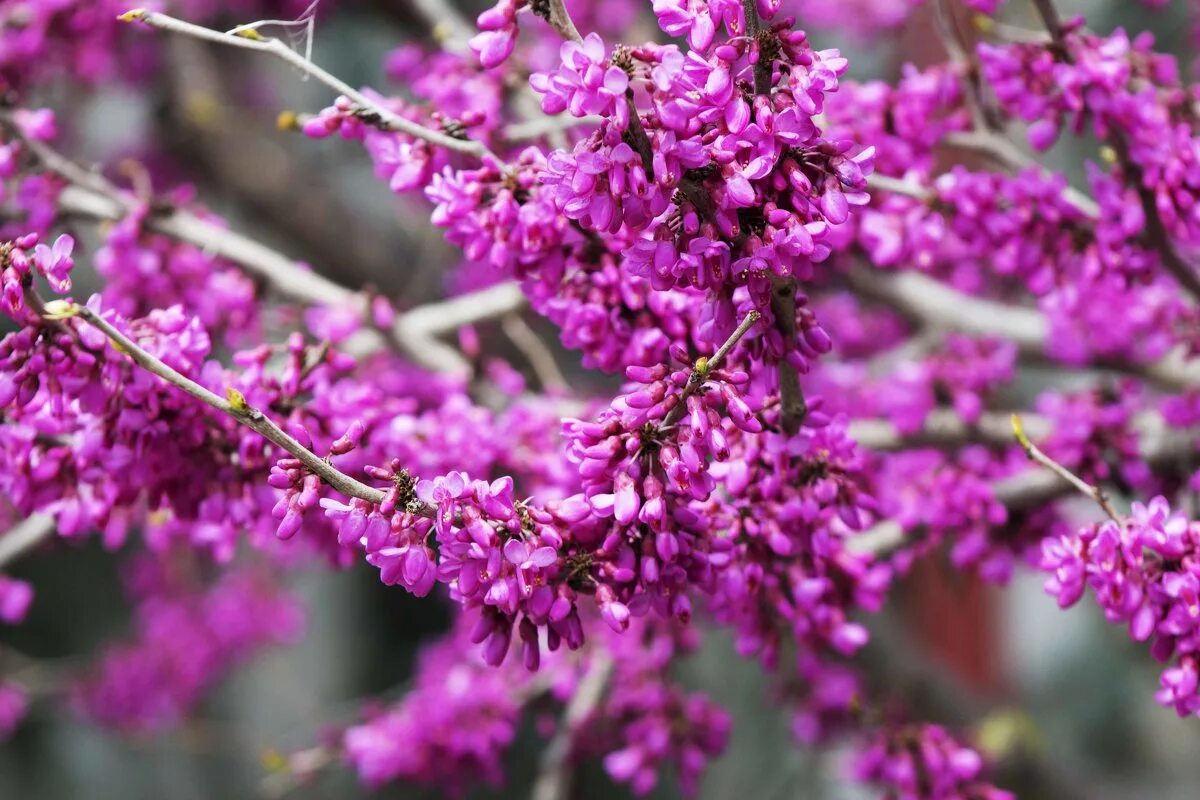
1;0;1199;796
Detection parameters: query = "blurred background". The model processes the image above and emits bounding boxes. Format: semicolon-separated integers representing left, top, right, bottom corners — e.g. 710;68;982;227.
2;0;1199;798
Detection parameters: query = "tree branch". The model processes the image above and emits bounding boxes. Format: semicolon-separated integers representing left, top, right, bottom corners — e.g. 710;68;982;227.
501;314;568;391
0;514;55;570
770;278;806;432
534;0;583;43
846;265;1200;391
391;282;528;342
117;9;499;161
864;172;932;201
1012;413;1120;522
848;409;1051;452
849;410;1194;555
659;310;761;431
530;654;612;800
31;132;525;376
70;303;404;511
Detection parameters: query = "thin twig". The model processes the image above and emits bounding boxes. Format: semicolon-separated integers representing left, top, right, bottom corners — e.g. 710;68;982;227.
846;413;1197;557
117;9;498;161
1030;0;1067;50
69;302;402;510
1012;413;1120;522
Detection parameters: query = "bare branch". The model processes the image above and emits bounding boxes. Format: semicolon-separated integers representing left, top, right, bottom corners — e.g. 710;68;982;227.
846;265;1200;391
0;514;55;570
848;410;1194;555
865;172;932;201
530;654;612;800
501;314;568;391
27;126;525;375
849;409;1051;452
117;9;498;161
70;303;402;510
394;282;528;341
846;266;1047;350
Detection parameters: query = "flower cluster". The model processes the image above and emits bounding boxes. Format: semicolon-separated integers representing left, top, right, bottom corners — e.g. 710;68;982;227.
13;0;1200;797
979;23;1200;248
1039;497;1200;718
343;614;545;792
71;560;303;731
880;335;1016;434
853;722;1013;800
595;623;730;795
0;232;75;322
94;200;260;345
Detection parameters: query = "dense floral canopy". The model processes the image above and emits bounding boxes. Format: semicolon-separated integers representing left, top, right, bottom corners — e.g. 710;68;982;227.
2;0;1200;797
